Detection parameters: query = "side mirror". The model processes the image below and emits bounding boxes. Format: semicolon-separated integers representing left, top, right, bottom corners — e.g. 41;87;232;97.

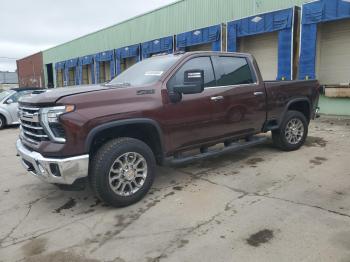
6;99;14;104
173;69;205;95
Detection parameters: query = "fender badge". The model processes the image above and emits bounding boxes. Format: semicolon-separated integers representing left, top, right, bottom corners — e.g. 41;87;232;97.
137;89;155;95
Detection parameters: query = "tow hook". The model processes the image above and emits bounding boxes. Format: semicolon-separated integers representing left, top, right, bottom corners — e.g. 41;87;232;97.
315;107;320;118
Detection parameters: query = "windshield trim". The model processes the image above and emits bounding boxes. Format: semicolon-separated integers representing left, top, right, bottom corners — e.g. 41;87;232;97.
158;56;184;83
0;90;15;102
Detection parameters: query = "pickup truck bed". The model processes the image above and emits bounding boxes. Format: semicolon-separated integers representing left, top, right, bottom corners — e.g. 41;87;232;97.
264;79;319;129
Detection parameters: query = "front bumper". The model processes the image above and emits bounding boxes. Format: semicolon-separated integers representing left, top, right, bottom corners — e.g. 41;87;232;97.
16;139;89;185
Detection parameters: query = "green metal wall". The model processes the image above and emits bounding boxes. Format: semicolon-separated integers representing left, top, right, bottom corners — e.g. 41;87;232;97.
42;0;350;116
43;0;306;65
319;96;350;116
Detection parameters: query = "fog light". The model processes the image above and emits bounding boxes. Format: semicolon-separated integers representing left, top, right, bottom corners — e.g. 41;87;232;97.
37;163;46;175
50;163;61;177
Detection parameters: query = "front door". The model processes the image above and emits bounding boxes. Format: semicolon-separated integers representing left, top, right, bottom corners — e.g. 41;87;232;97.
161;56;219;152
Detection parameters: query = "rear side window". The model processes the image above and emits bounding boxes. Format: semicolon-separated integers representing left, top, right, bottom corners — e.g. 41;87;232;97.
215;56;254;86
168;56;216;88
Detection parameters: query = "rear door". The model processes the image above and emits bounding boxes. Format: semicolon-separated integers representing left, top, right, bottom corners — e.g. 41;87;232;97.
210;55;266;137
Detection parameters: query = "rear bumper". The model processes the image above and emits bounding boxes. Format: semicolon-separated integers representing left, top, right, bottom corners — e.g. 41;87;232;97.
16;139;89;185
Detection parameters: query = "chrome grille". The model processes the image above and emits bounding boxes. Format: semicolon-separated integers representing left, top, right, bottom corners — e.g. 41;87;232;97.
18;106;49;143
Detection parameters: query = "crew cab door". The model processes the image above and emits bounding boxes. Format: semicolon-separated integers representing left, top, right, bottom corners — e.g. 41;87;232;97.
161;56;219;151
209;55;266;137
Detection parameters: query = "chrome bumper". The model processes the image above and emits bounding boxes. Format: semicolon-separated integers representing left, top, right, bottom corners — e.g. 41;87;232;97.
16;139;89;185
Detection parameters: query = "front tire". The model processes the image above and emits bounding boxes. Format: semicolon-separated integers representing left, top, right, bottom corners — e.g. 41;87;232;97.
0;115;6;129
272;110;308;151
90;137;156;207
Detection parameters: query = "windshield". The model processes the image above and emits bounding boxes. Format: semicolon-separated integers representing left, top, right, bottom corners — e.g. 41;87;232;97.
108;54;182;87
0;90;13;101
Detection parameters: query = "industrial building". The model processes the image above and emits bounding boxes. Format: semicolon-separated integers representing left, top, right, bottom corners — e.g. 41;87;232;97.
16;0;350;115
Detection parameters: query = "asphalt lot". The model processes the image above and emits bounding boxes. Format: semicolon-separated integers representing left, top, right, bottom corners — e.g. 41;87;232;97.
0;117;349;262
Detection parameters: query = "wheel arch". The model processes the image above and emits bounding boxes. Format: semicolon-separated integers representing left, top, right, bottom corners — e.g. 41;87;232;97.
0;109;10;126
279;98;311;127
85;118;165;164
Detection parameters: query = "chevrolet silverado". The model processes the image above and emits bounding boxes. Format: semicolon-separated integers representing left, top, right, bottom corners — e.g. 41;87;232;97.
16;51;320;207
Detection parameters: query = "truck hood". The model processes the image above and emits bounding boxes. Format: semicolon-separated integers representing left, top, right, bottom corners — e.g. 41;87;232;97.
19;85;113;105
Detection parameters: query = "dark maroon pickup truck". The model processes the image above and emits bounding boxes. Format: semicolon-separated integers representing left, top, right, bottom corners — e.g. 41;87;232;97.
17;51;319;207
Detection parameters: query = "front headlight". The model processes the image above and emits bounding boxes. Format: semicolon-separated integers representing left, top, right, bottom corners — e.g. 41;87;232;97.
39;105;75;143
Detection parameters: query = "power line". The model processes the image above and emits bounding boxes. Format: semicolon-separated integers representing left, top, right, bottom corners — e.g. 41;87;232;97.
0;57;18;60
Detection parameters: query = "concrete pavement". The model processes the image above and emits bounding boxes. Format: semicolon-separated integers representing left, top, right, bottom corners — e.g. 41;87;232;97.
0;117;349;262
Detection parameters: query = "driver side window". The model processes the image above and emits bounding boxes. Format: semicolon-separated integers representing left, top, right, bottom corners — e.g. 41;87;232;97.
167;56;216;89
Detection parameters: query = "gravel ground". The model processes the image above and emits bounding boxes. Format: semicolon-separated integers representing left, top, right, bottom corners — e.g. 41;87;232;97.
0;116;349;262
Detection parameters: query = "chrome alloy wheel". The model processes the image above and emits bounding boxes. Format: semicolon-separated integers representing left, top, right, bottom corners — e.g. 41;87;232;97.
108;152;148;196
285;118;304;145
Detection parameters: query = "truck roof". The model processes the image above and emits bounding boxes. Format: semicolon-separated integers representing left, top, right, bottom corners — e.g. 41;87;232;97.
172;50;253;58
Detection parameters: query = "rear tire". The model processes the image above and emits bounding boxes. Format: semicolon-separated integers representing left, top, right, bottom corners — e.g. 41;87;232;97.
90;137;156;207
272;110;308;151
0;115;6;129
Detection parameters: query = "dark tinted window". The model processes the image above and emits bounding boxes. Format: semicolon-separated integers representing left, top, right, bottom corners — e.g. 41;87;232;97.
215;57;254;86
168;56;216;88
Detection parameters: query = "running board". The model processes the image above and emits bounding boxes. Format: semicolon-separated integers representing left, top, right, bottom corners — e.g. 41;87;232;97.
164;136;268;166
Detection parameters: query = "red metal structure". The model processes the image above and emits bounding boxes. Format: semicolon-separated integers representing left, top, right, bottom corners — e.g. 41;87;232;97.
16;52;45;88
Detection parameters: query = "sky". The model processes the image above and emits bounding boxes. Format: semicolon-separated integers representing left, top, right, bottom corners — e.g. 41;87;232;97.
0;0;177;72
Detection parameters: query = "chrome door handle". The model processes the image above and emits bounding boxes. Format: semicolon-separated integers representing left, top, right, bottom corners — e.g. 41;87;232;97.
253;91;264;96
211;96;224;101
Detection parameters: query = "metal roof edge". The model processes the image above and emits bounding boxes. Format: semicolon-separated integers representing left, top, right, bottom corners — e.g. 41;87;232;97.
42;0;184;54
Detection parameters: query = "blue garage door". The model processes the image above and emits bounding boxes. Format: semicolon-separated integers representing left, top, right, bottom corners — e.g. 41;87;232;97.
227;8;295;81
95;50;115;83
78;55;95;85
176;24;221;52
142;36;173;59
299;0;350;80
65;58;79;86
55;61;65;87
115;44;140;75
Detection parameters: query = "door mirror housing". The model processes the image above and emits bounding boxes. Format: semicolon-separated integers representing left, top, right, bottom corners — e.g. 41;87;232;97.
173;69;205;95
6;99;14;104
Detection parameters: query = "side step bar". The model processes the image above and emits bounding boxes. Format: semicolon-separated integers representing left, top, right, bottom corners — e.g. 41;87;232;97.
164;136;268;166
